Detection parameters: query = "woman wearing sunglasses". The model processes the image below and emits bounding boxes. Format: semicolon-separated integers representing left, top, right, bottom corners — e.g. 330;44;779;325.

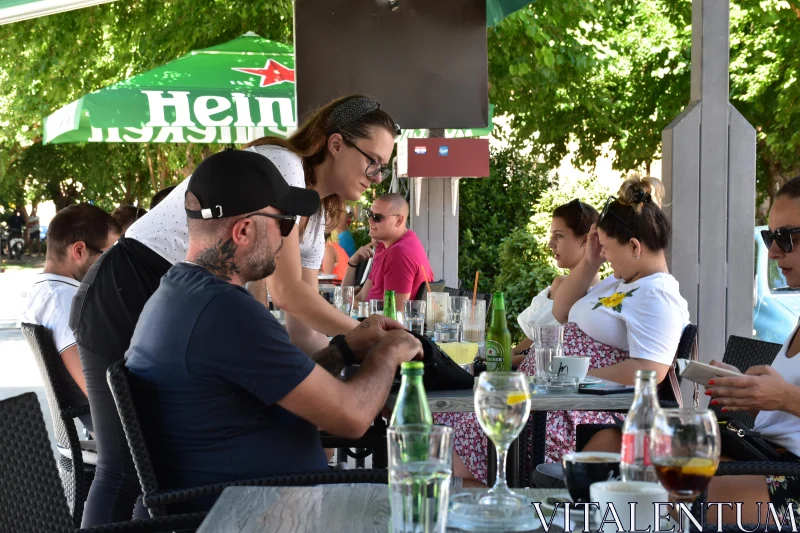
246;95;399;353
702;177;800;525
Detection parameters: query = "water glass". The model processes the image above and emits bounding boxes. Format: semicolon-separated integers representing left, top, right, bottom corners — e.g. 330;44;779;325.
533;346;562;390
434;323;460;343
448;296;470;336
404;300;426;335
370;299;384;316
425;292;449;333
460;300;486;358
334;286;355;316
357;301;370;318
388;425;453;533
534;324;565;348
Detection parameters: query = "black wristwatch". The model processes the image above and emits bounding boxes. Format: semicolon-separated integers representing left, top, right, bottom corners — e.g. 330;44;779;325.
330;334;356;366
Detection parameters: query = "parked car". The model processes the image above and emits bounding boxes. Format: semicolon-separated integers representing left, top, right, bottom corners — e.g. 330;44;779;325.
753;225;800;343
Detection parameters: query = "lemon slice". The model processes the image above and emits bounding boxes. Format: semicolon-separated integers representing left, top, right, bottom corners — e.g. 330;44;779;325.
681;458;718;476
507;392;530;405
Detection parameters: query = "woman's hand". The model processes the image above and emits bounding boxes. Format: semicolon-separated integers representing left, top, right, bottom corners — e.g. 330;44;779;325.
707;365;791;413
708;359;740;373
583;224;605;266
350;243;374;265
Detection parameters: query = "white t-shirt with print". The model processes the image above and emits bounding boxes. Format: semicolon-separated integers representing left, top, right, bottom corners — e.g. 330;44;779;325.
127;146;325;269
753;324;800;456
21;273;80;353
567;272;690;365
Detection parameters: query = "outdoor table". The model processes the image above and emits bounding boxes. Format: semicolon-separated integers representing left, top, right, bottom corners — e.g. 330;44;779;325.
197;484;564;533
387;388;634;487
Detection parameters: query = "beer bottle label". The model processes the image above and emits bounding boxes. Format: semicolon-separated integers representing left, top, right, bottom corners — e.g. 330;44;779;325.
485;340;505;372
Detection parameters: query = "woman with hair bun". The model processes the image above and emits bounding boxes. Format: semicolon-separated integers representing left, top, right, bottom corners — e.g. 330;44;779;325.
442;177;690;485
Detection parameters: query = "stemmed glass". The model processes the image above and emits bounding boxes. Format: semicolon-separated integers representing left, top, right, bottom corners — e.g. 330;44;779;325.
474;372;531;508
650;408;720;533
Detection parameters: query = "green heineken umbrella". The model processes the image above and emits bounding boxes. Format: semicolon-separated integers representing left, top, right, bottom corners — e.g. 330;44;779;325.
487;0;533;27
43;32;296;144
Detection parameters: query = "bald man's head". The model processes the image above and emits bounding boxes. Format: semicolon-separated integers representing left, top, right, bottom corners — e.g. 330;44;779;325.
375;193;409;218
368;193;410;243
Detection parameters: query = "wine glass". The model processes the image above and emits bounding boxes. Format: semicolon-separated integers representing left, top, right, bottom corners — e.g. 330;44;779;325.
650;408;720;532
474;372;531;508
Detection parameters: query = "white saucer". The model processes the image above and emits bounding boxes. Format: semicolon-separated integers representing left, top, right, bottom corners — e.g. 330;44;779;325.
579;377;602;385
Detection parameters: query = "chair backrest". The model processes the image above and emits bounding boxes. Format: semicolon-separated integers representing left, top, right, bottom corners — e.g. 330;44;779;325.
106;360;161;501
20;323;80;451
0;392;73;533
716;335;783;427
415;279;447;301
658;324;698;407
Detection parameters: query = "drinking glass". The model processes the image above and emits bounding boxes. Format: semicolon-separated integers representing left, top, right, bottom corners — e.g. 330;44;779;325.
425;292;449;333
532;325;565;390
448;296;470;338
461;300;486;359
388;425;453;533
534;324;565;347
474;372;531;508
404;300;426;335
370;299;384;316
650;408;720;533
434;323;460;343
334;286;355;316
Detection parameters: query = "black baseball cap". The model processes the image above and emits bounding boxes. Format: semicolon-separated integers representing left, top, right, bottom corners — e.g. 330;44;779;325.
185;150;319;220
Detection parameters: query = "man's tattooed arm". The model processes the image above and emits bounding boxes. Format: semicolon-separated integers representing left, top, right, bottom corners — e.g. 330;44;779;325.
194;238;240;281
310;345;346;376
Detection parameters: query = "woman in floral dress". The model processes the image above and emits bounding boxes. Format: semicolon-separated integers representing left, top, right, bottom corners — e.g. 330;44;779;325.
705;176;800;525
442;176;690;484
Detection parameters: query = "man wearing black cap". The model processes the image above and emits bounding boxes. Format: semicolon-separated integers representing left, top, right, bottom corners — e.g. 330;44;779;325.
124;150;421;510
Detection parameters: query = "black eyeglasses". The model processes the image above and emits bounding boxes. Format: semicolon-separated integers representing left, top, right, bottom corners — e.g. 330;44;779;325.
343;138;391;181
246;212;297;237
598;196;634;231
761;227;800;253
366;208;400;223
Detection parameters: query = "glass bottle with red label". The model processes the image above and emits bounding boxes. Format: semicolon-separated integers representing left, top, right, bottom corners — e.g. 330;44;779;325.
620;369;660;482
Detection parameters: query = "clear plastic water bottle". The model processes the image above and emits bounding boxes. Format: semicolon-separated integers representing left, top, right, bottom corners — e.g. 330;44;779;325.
620;369;660;482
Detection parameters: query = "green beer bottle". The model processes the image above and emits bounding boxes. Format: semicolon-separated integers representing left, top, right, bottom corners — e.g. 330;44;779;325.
383;289;397;320
485;292;512;372
390;361;432;427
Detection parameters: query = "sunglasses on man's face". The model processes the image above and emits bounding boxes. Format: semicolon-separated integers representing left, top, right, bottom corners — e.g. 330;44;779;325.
246;212;297;237
366;209;400;224
761;227;800;253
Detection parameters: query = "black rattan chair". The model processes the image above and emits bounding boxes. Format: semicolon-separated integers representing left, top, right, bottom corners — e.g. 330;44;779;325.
106;360;388;518
0;392;205;533
21;322;97;528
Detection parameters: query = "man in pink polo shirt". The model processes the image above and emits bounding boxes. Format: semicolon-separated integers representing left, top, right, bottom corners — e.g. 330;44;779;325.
347;194;434;313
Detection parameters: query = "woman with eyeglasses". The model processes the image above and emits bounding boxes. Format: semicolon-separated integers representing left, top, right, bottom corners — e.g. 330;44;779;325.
702;177;800;525
511;199;601;366
246;95;399;353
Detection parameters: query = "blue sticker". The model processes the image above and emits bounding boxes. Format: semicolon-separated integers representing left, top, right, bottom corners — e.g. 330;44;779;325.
439;146;449;156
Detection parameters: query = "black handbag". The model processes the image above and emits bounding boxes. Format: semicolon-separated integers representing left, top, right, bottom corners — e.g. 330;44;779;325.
719;420;780;462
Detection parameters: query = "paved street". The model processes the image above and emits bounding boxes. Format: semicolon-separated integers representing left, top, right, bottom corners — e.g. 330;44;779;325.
0;260;60;455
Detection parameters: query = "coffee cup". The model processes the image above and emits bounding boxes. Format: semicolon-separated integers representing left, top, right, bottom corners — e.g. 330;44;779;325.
590;481;670;533
548;356;591;382
562;452;621;503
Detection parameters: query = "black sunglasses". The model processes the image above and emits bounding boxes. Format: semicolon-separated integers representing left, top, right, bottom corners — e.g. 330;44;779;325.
598;196;634;231
761;227;800;253
343;138;391;181
246;212;296;237
366;208;401;223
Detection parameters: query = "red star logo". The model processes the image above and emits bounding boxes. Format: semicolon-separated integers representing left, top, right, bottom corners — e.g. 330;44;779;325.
232;59;295;87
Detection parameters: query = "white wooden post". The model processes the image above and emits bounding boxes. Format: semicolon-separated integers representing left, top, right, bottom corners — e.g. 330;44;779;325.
662;0;756;404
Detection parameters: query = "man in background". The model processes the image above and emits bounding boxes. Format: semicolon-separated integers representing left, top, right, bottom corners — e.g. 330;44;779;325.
336;210;356;257
21;204;121;432
347;193;433;313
